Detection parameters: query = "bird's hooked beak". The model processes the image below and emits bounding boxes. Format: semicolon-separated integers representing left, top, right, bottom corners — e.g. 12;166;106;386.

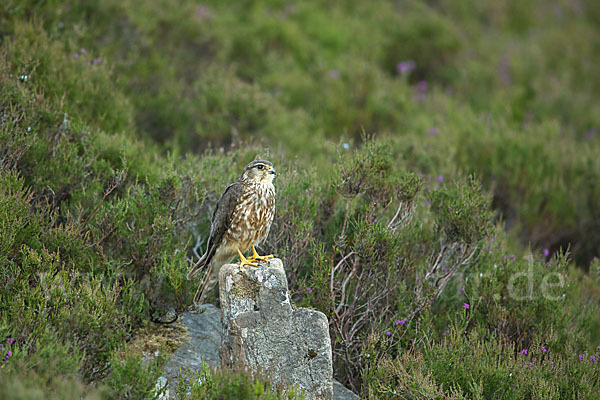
268;166;277;175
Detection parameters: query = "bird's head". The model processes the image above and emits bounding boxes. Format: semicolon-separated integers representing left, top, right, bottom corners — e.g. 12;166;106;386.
241;160;277;184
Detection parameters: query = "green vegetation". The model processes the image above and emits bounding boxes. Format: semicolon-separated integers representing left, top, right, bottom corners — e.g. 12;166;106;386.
1;0;599;398
173;364;304;399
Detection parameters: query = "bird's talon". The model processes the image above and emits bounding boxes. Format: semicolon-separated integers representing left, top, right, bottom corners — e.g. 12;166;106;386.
248;246;274;263
237;248;258;269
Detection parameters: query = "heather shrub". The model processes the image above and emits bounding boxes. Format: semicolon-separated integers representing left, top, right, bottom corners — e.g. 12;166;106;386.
361;246;600;398
365;327;600;399
106;352;166;400
174;364;304;400
3;1;598;265
1;243;142;379
1;0;600;398
0;329;84;391
3;22;133;135
277;143;491;390
268;142;600;395
380;1;462;81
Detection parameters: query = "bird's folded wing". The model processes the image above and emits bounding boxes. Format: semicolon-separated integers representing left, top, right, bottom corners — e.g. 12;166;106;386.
188;180;243;279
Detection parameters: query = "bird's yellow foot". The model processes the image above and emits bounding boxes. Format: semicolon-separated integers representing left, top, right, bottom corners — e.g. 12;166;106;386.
237;248;258;270
246;246;274;263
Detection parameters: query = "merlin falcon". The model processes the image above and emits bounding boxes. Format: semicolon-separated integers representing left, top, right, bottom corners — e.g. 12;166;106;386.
188;160;277;303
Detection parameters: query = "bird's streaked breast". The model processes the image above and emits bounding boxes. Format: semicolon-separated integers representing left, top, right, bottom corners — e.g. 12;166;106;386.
222;182;275;252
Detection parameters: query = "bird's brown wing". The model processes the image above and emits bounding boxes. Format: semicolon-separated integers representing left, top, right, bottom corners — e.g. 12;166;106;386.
187;180;243;279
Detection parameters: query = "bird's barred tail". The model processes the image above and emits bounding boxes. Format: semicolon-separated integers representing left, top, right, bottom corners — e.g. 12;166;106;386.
187;253;208;280
194;258;226;304
194;263;215;304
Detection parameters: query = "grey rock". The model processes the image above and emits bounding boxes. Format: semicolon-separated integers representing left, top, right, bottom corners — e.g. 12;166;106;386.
333;380;359;400
162;304;221;376
160;304;221;395
219;259;333;400
155;376;169;400
158;260;357;399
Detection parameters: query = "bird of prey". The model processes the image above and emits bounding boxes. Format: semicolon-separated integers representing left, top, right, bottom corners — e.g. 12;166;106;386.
188;160;277;304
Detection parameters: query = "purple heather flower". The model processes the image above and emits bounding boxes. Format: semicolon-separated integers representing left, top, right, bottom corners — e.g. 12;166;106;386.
591;356;597;362
424;200;430;206
195;5;215;20
307;287;312;293
396;60;416;74
463;303;470;309
550;361;555;365
385;331;391;337
427;127;439;136
416;275;420;281
510;254;517;262
92;57;102;64
542;347;547;353
328;69;340;79
74;53;80;59
520;349;528;355
579;354;585;360
544;248;550;257
416;80;428;92
80;48;86;54
584;128;598;141
529;362;533;366
443;330;450;336
498;57;511;86
437;175;444;183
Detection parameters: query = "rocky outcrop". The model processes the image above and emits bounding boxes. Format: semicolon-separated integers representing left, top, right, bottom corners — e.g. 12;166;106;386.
159;303;358;399
161;305;221;379
219;259;333;400
157;258;358;399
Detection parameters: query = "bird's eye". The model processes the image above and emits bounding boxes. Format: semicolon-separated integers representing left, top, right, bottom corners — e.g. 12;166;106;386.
257;165;264;170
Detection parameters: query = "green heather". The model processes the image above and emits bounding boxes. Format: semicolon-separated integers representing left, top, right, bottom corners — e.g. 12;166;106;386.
1;0;599;398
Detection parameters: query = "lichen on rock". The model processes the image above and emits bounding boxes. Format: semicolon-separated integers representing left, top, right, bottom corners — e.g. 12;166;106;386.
219;259;334;400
